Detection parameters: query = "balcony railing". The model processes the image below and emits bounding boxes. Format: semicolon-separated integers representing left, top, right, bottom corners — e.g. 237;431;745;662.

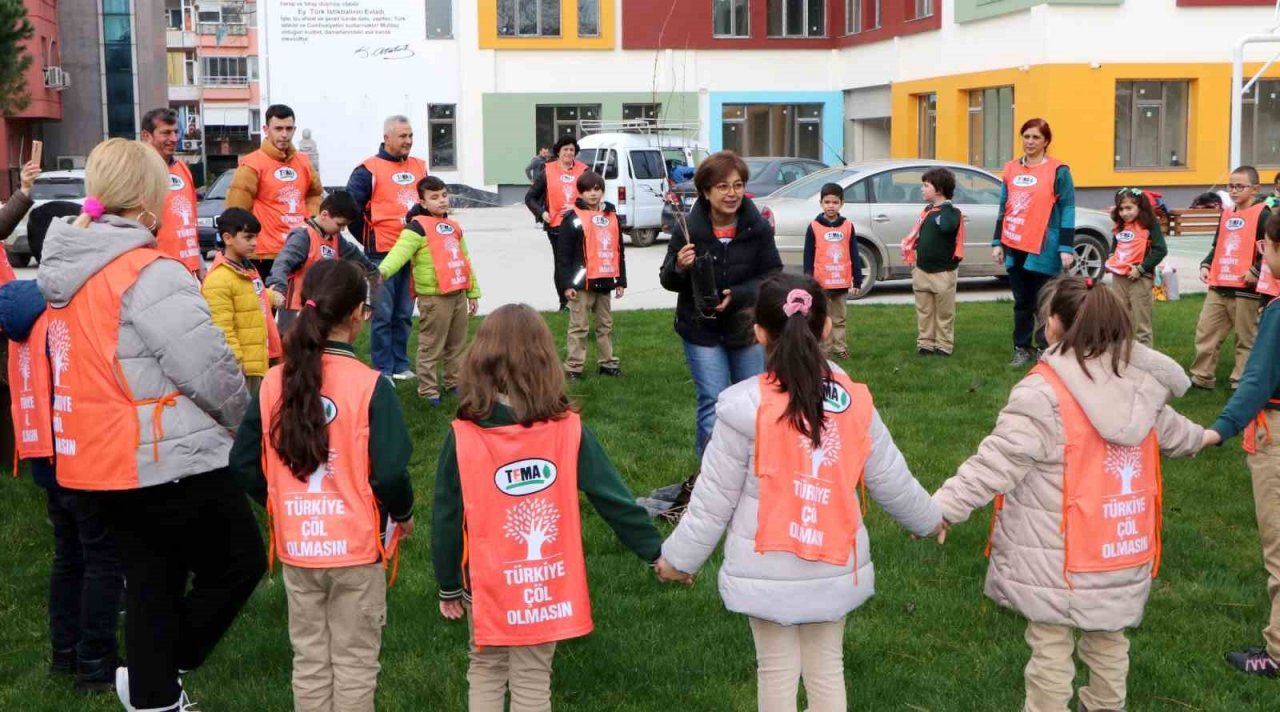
201;76;250;87
197;23;248;36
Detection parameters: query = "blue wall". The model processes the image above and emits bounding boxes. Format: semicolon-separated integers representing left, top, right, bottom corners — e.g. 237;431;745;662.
709;91;845;166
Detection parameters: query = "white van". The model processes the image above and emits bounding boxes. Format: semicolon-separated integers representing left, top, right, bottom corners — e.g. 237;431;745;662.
576;121;706;247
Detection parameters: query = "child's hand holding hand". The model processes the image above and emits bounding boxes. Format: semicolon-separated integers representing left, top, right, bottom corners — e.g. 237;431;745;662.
396;516;415;538
439;599;465;620
267;289;285;309
564;288;578;302
654;557;694;585
1202;429;1222;449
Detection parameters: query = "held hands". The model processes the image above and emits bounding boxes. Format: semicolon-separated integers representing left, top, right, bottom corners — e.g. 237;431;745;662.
564;288;578;302
1200;266;1211;285
675;242;696;272
1202;429;1222;449
439;599;465;620
397;516;416;538
468;298;479;316
654;557;695;585
912;520;950;545
267;289;285;309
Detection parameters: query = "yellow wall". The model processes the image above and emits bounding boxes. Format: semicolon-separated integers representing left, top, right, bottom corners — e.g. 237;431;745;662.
891;63;1280;188
478;0;616;50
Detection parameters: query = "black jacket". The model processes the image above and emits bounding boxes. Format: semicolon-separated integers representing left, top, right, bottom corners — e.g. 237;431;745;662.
659;198;782;348
345;144;412;256
557;199;627;293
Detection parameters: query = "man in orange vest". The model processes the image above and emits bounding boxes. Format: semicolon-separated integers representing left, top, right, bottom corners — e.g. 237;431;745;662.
525;136;589;312
346;116;427;379
140;108;204;280
226;104;324;281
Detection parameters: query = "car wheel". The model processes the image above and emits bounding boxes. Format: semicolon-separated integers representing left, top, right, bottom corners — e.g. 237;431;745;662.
630;229;659;248
850;242;879;300
7;254;30;268
1071;232;1108;280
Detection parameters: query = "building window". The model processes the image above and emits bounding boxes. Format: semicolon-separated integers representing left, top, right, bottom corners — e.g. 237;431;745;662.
535;104;601;151
1114;81;1189;169
428;0;453;38
1242;80;1280;166
429;104;457;170
721;104;824;160
103;0;136;138
497;0;561;37
713;0;750;37
622;103;661;121
968;87;1014;169
845;0;861;33
917;93;937;159
201;57;251;86
913;0;934;19
165;0;184;30
578;0;599;37
767;0;825;37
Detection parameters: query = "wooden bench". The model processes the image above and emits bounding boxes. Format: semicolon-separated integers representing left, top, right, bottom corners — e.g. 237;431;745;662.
1169;208;1222;237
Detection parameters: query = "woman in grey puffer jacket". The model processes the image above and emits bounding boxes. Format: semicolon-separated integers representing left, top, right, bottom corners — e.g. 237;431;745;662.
660;274;941;712
38;139;265;712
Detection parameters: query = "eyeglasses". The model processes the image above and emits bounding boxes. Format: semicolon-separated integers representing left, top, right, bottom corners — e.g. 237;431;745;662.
712;181;746;194
1228;183;1258;191
360;304;373;321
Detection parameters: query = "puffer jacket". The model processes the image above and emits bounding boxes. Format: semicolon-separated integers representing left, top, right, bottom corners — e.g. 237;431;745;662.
662;364;942;625
378;205;481;299
933;344;1204;631
202;253;270;377
38;215;250;487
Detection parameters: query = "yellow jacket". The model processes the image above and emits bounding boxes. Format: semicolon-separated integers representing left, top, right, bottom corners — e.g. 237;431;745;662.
202;253;271;376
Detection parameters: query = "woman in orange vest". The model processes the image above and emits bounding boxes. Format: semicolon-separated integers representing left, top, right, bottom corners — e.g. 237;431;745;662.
431;303;661;712
525;135;589;311
993;118;1078;367
657;273;943;712
933;276;1214;711
230;259;415;711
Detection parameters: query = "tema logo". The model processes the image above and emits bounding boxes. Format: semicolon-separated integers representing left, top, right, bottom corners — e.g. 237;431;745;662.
435;222;456;236
495;458;558;496
252;278;264;295
319;245;336;259
822;380;852;414
1012;175;1038;188
1225;217;1247;231
391;172;416;185
168;174;185;191
274;167;299;182
321;397;338;424
1116;230;1135;242
591;215;611;228
559;174;576;183
823;230;844;242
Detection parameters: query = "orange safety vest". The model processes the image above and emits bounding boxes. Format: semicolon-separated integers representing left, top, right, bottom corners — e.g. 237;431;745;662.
1258;263;1280;298
901;204;965;267
1105;222;1151;276
286;224;341;311
544;161;588;228
999;157;1064;255
241;149;315;258
453;413;593;647
573;207;622;287
1208;202;1266;289
811;220;854;290
155;159;202;274
361;156;427;253
8;311;54;468
210;252;282;360
262;355;385;569
411;215;472;295
1035;363;1162;581
1244;399;1280;455
48;249;181;490
754;372;873;566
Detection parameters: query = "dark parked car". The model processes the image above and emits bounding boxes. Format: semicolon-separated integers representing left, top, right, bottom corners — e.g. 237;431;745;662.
661;156;827;234
196;169;234;258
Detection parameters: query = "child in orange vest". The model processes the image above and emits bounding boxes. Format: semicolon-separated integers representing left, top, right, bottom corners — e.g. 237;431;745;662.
431;303;660;711
202;208;281;395
802;183;861;359
557;170;626;379
230;259;415;712
933;276;1213;711
657;273;942;711
1106;189;1168;348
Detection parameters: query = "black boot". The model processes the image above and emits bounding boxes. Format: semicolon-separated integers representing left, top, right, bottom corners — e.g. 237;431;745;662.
74;655;118;694
50;648;75;676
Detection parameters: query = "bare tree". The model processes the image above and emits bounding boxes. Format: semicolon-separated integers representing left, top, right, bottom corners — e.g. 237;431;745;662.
279;185;302;214
504;497;560;561
47;320;71;388
799;424;841;481
1105;444;1143;496
17;342;30;391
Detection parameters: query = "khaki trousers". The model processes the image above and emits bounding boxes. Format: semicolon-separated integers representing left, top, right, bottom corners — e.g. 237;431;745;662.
417;291;469;398
1108;273;1155;348
564;290;617;373
911;269;958;354
1190;289;1260;388
821;290;848;357
748;616;847;712
283;563;387;712
1023;622;1128;712
1249;410;1280;661
466;604;557;712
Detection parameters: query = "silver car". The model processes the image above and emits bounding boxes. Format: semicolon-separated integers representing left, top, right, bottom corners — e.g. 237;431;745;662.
755;160;1115;297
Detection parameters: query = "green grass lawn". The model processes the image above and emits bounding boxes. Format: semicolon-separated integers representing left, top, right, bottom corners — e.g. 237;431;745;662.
2;295;1277;710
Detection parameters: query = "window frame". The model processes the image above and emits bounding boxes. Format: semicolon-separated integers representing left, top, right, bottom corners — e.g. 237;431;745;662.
1113;80;1190;170
629;149;667;181
200;56;249;86
712;0;751;38
845;0;862;34
720;103;825;161
427;0;453;39
534;104;602;151
913;0;934;20
1242;79;1280;168
497;0;562;38
767;0;826;38
578;0;600;38
622;103;662;122
428;104;457;171
917;93;937;160
967;86;1014;170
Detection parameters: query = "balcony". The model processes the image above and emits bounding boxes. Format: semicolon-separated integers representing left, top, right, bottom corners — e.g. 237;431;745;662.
166;28;196;48
168;84;201;102
201;76;250;88
197;23;248;36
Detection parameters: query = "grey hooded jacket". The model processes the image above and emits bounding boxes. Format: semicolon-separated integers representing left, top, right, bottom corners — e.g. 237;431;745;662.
38;215;249;488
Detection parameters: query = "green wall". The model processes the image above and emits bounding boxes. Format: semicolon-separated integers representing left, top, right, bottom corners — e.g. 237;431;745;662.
482;92;700;185
956;0;1122;24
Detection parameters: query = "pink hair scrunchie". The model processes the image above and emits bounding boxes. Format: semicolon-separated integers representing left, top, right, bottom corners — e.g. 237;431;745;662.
82;197;106;221
782;289;812;318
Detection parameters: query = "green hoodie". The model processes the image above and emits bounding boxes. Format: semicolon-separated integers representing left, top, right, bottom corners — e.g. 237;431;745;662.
378;205;482;299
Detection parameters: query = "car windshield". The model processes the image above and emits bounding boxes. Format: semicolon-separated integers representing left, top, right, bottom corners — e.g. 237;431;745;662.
29;178;85;201
770;168;863;199
204;170;234;200
744;159;772;175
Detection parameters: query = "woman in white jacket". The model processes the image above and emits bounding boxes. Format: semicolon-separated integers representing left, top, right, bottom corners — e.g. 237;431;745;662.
658;273;943;712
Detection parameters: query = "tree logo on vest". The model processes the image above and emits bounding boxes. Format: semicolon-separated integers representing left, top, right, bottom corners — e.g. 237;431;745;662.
822;380;852;414
1012;175;1038;188
48;320;71;388
435;222;456;236
320;244;336;260
504;497;560;561
303;399;341;494
170;194;193;226
799;426;841;481
169;174;185;191
274;167;299;182
444;237;462;261
397;189;417;211
1105;444;1143;496
391;171;416;186
823;230;844;242
1116;230;1136;243
16;342;31;391
495;458;558;496
591;215;611;228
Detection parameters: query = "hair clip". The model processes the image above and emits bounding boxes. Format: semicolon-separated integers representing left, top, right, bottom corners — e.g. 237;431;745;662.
1084;277;1096;289
304;299;317;308
82;196;106;221
782;289;812;318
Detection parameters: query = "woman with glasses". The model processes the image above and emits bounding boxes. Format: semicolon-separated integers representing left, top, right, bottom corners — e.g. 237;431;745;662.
991;118;1078;367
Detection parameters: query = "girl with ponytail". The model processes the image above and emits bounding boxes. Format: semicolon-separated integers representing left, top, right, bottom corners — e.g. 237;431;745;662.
231;259;414;711
659;273;943;711
934;275;1214;711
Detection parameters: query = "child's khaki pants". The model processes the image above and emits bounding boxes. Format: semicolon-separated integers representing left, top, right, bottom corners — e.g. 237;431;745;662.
748;616;847;712
565;291;617;374
283;563;387;712
1107;273;1154;347
417;291;469;398
912;268;958;354
1249;410;1280;662
1023;622;1128;712
821;290;848;357
466;604;556;712
1190;289;1259;388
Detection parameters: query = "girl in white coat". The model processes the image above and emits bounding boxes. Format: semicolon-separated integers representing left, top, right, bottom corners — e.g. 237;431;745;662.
658;273;943;712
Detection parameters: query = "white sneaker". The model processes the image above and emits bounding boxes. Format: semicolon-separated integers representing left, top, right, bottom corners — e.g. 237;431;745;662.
391;370;417;381
115;666;193;712
116;667;131;709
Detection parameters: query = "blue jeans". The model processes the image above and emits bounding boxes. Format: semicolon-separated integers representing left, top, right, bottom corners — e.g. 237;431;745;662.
682;340;765;458
371;257;414;375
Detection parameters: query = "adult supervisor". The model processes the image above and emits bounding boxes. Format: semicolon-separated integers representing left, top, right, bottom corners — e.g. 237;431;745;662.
526;136;588;311
38;139;263;711
992;118;1076;367
227;104;324;279
140;108;204;280
346;115;427;380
